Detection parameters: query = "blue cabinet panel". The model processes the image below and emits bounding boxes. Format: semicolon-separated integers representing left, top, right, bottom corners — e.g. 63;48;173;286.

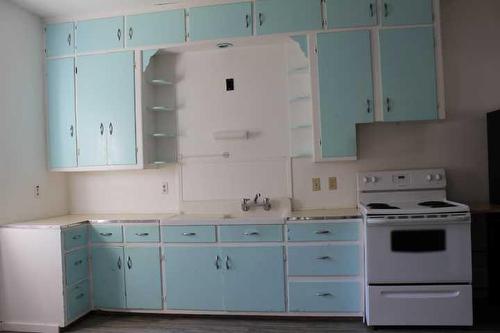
287;222;359;242
326;0;377;28
162;226;216;243
124;225;160;243
90;225;123;243
66;279;90;322
164;247;224;310
222;246;285;312
126;10;185;48
47;58;77;168
289;281;361;312
91;247;126;309
255;0;322;35
219;225;283;242
380;27;438;122
63;225;88;251
317;30;374;158
76;16;124;53
288;245;359;276
189;2;253;41
45;22;74;57
382;0;433;26
124;247;162;309
65;248;89;285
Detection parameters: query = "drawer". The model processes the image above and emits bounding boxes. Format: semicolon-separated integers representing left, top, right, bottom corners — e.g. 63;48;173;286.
66;279;90;323
162;226;216;243
65;248;89;286
367;285;473;326
288;245;359;276
91;225;123;243
287;221;359;242
289;281;361;312
63;225;88;251
219;225;283;242
124;225;160;243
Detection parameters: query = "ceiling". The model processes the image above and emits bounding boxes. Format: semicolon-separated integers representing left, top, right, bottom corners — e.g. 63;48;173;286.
10;0;192;21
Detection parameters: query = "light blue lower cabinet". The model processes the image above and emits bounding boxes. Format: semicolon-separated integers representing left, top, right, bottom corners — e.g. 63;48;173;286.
66;279;91;323
124;247;162;309
288;281;361;312
91;247;126;309
288;245;360;276
164;247;224;310
65;248;89;286
219;225;283;242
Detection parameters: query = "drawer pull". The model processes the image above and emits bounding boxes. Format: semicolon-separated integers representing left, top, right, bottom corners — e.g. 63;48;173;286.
315;230;331;235
72;234;82;240
243;231;260;236
75;293;85;300
74;259;84;266
135;233;149;237
99;232;113;237
316;292;333;297
182;232;196;236
316;256;332;260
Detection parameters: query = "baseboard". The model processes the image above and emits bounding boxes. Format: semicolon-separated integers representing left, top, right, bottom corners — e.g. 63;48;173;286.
0;321;60;333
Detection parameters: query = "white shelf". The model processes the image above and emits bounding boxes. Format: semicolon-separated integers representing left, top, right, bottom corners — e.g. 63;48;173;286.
148;79;174;86
289;96;311;103
147;106;175;112
151;133;177;138
291;124;312;130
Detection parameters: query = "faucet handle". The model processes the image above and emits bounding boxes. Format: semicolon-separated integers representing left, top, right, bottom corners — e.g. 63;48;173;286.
263;197;272;211
241;198;250;212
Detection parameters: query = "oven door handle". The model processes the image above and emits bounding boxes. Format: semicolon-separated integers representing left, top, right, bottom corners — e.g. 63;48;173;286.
381;290;461;299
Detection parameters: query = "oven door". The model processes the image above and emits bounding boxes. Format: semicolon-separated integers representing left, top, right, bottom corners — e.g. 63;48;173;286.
365;217;472;284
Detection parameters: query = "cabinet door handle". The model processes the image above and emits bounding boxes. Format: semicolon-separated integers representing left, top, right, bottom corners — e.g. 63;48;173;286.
366;99;372;113
100;123;104;135
74;259;83;266
245;14;250;28
316;256;332;260
215;255;221;270
117;257;122;270
135;233;149;237
129;27;134;40
316;292;333;297
75;293;85;300
243;231;260;236
72;234;81;240
258;13;264;26
315;230;331;235
384;3;389;17
369;3;374;17
386;97;392;112
99;232;112;237
109;122;113;135
70;125;74;137
225;256;231;270
182;232;196;236
117;28;122;41
67;33;72;46
127;256;132;270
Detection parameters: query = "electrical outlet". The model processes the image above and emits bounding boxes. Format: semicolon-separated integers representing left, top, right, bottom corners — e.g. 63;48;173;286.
34;185;40;199
161;182;169;195
329;177;338;190
312;178;321;192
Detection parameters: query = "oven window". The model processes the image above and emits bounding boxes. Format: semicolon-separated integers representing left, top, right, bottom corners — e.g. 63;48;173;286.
391;230;446;252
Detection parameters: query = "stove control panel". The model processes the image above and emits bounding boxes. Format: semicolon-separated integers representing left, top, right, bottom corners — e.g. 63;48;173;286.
358;169;447;192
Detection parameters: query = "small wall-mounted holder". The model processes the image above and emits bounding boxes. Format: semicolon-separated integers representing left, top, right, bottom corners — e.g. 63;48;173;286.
241;193;272;212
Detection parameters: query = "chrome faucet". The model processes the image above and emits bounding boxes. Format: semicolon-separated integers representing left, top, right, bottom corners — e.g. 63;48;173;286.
241;194;271;211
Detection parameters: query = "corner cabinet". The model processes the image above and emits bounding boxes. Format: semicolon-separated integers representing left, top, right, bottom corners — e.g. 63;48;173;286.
45;22;75;57
75;17;124;54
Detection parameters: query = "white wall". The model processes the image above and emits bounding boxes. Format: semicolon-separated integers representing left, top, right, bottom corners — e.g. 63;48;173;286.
0;0;68;224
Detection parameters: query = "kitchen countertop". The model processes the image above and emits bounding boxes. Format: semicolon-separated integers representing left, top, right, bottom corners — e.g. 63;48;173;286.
287;208;361;221
469;203;500;214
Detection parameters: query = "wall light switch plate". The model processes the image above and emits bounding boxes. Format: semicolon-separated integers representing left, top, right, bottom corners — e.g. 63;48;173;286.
329;177;337;190
312;178;321;192
34;185;40;199
162;182;169;195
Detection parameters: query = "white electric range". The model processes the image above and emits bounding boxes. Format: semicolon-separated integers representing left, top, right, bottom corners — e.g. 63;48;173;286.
357;169;473;327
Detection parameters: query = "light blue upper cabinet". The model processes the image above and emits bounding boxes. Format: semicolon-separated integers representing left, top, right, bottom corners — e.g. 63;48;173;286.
326;0;377;28
124;247;162;309
255;0;323;35
47;58;77;169
317;30;374;158
381;0;434;26
76;51;136;167
126;10;185;48
91;247;126;309
76;16;124;53
222;246;285;312
380;27;437;122
189;2;253;41
45;22;75;57
164;247;224;311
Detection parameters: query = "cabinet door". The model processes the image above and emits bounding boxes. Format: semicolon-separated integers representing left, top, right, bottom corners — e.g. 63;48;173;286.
222;246;285;312
126;10;185;48
380;27;437;122
189;2;253;41
124;247;162;309
326;0;377;28
47;58;77;168
45;22;74;57
91;247;126;309
76;17;124;53
255;0;322;35
317;30;374;158
381;0;433;26
164;247;224;310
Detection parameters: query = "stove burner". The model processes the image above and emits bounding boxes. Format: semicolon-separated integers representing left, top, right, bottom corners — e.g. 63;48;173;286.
418;201;457;208
367;203;400;209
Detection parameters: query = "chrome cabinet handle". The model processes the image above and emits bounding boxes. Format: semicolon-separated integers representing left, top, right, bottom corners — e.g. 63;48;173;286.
72;234;81;240
315;230;331;235
245;14;250;28
366;99;371;113
316;256;332;260
182;232;196;236
70;125;74;137
384;3;389;17
135;233;149;237
258;13;264;26
117;28;122;41
127;256;132;270
74;259;83;266
215;255;221;270
386;97;392;112
129;27;134;40
100;123;104;135
117;257;122;270
225;256;230;270
243;231;260;236
67;33;72;46
316;292;333;297
99;232;112;236
369;3;374;17
109;122;113;135
75;293;85;300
